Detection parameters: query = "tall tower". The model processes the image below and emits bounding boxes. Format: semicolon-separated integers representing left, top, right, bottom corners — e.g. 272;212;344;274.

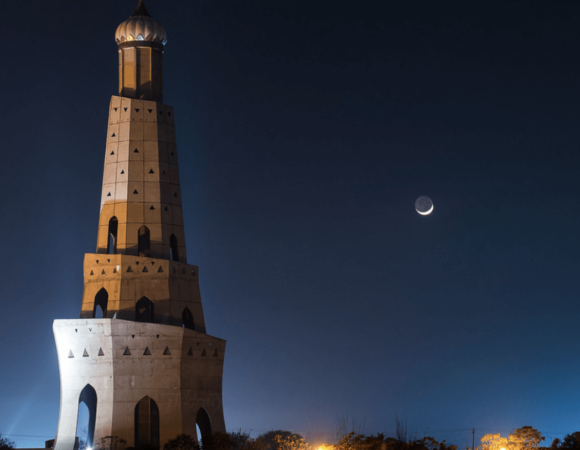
53;3;226;449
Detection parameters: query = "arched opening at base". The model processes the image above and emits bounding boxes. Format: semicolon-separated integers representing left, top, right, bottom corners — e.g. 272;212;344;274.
196;407;212;446
77;384;97;448
135;396;160;449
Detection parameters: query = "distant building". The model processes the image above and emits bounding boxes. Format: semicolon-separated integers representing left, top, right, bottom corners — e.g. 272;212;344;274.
52;2;226;449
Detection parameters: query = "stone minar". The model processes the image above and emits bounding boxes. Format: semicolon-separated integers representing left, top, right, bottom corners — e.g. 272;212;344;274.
53;2;226;448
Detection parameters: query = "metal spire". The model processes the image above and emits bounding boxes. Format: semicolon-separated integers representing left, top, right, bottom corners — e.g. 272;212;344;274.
130;0;151;17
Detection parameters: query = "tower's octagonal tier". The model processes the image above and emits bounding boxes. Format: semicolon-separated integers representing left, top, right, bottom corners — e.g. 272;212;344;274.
53;319;225;449
80;253;206;332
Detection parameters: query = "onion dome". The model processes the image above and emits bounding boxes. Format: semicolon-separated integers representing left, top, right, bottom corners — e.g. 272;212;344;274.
115;0;167;45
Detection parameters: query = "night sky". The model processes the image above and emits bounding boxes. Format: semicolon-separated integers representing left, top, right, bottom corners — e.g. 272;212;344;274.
3;0;580;448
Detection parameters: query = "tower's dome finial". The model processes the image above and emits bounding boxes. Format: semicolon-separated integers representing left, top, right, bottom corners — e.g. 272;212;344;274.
115;0;167;45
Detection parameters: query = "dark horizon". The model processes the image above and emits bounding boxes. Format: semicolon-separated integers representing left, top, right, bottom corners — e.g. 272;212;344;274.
2;0;580;448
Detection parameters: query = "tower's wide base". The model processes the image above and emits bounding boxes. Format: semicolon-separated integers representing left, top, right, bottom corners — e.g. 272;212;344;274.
53;319;226;450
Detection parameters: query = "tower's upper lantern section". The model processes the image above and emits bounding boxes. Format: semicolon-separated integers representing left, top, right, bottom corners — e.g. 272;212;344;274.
115;0;167;45
116;0;165;102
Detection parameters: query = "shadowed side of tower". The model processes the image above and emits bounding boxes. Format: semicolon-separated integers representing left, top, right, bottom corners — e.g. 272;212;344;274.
53;3;226;449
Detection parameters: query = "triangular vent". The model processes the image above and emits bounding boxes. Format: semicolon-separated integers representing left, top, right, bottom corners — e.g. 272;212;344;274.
114;107;118;111
107;192;111;197
101;269;105;275
113;267;118;273
150;205;155;210
83;349;89;357
124;107;127;112
134;149;139;153
157;266;164;273
90;270;94;276
120;169;124;174
149;169;154;174
127;266;133;272
143;347;151;356
111;133;115;137
148;109;153;113
142;266;148;273
187;347;193;356
133;190;138;194
123;347;131;356
110;151;115;155
98;348;104;356
135;108;140;113
68;350;74;358
163;347;171;356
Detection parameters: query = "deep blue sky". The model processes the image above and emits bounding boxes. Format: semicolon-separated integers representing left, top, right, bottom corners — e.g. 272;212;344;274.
2;0;580;448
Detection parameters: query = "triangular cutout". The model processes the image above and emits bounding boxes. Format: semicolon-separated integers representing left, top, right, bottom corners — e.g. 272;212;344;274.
101;269;105;275
135;261;140;265
201;348;207;357
110;151;115;155
134;148;139;153
90;270;94;276
111;133;116;137
133;190;138;194
163;347;171;356
135;108;140;113
68;350;74;358
114;107;118;111
143;347;151;356
171;151;175;156
149;169;154;174
123;347;131;355
168;112;172;117
113;267;118;273
162;170;167;175
157;266;164;273
142;266;148;273
107;192;111;197
164;207;168;211
187;347;193;356
174;193;178;197
98;347;104;356
213;349;218;357
159;111;163;115
127;266;133;272
148;109;153;113
83;349;89;357
150;205;155;210
124;107;128;112
120;169;124;174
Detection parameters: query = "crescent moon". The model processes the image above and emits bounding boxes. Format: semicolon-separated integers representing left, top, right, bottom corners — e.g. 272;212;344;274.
416;205;433;216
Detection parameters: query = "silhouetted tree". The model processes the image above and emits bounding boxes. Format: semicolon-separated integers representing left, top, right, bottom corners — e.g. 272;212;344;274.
258;432;304;450
0;435;15;450
202;433;236;450
164;435;199;450
550;434;580;450
94;436;128;450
